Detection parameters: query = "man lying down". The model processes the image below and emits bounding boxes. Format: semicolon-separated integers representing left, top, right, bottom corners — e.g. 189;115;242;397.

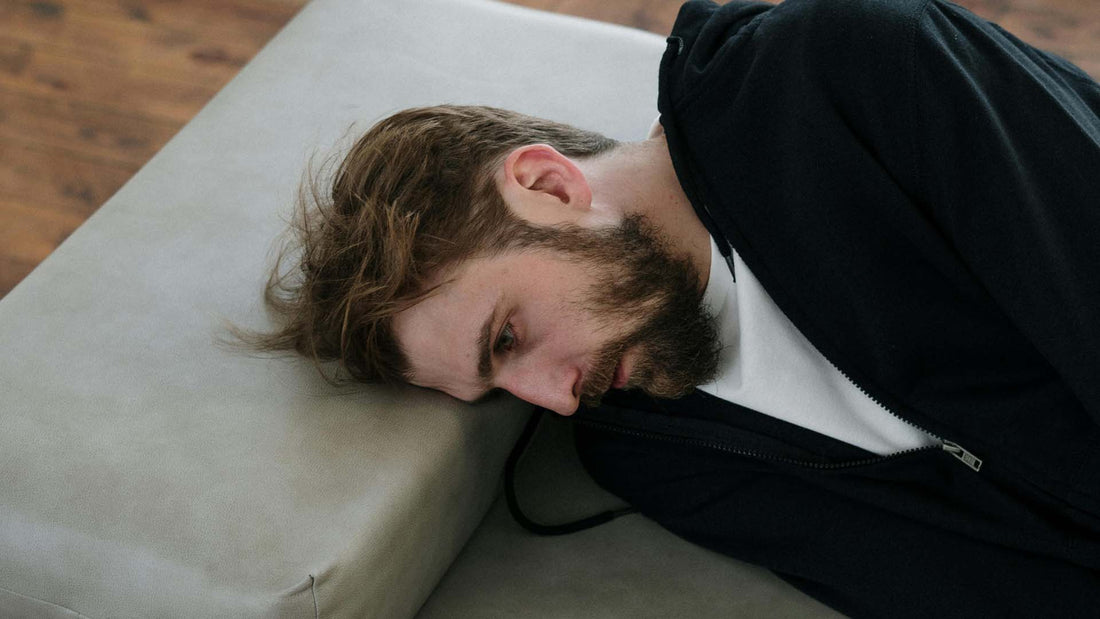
246;0;1100;615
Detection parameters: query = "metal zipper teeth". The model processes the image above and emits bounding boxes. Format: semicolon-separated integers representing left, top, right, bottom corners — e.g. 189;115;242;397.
706;228;983;473
701;209;940;450
828;359;941;441
575;417;939;471
813;339;983;472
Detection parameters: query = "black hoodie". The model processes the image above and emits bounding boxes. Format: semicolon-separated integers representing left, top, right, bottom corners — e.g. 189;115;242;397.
569;0;1100;616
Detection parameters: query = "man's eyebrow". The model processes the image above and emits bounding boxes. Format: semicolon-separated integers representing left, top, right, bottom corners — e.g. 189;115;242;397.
473;303;498;400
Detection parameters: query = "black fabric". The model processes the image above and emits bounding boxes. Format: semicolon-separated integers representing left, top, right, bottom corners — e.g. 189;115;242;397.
571;0;1100;616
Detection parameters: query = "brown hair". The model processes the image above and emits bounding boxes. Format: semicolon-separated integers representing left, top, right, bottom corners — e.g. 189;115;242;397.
235;105;619;385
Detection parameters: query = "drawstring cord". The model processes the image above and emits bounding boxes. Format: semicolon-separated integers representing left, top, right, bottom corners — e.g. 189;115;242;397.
504;407;637;536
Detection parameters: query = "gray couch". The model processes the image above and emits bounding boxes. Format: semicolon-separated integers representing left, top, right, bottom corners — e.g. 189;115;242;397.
0;0;842;616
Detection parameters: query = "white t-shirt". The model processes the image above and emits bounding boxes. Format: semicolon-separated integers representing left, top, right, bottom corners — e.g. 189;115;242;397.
696;237;938;455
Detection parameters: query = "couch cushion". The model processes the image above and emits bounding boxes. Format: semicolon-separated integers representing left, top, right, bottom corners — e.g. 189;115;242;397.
418;413;842;618
0;0;666;616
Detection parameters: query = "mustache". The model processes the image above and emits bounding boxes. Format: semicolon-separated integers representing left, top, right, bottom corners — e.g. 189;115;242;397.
579;334;632;407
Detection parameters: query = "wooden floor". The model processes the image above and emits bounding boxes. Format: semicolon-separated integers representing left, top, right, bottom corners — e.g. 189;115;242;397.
1;0;1097;299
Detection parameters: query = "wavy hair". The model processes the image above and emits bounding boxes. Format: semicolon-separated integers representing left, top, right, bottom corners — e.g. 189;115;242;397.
232;105;619;384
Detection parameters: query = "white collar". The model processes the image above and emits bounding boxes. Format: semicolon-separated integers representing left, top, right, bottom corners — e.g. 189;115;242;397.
700;236;732;318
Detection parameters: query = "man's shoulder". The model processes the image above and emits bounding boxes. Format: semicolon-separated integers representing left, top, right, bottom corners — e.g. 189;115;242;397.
745;0;934;98
672;0;933;73
758;0;931;51
768;0;929;26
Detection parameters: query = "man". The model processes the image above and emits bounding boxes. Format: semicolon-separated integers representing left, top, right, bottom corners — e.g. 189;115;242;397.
250;0;1100;615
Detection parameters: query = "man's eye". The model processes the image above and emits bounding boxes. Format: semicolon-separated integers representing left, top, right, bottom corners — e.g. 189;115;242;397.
496;323;516;353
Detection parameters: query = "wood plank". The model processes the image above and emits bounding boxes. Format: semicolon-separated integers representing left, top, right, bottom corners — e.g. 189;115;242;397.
0;195;85;295
0;86;179;168
0;255;42;299
0;0;302;48
0;34;219;124
79;0;306;37
0;137;136;221
1;0;278;85
0;197;85;266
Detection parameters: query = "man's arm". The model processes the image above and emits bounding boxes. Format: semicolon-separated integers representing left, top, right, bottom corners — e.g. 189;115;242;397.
574;418;1100;617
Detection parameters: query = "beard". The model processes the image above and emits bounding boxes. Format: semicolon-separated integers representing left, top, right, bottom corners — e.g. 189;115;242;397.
509;213;722;408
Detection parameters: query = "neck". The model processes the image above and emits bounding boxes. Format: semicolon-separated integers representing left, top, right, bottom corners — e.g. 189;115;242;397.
578;136;713;291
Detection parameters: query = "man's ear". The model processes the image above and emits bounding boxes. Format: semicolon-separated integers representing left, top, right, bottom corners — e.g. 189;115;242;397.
498;144;592;225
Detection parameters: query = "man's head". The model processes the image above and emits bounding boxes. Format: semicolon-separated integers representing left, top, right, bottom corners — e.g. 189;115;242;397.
253;105;720;414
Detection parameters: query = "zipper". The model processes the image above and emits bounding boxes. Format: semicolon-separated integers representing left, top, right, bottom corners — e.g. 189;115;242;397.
942;440;983;472
818;355;984;473
703;224;984;474
575;416;939;471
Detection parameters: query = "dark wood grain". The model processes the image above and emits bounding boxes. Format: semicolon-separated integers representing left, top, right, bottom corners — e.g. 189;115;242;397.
0;0;304;296
1;0;1097;299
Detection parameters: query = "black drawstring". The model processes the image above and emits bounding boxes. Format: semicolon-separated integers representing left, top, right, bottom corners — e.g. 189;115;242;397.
504;407;637;536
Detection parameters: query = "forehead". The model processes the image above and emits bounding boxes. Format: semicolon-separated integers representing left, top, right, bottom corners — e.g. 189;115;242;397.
392;250;533;400
391;259;493;399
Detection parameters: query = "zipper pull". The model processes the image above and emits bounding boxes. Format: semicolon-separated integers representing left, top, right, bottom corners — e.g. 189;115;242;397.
942;441;983;472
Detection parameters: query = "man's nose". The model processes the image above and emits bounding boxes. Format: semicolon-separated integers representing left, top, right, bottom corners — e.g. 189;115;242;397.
500;364;582;417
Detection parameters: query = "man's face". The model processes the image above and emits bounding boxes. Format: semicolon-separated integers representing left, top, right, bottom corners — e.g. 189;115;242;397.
392;215;721;415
